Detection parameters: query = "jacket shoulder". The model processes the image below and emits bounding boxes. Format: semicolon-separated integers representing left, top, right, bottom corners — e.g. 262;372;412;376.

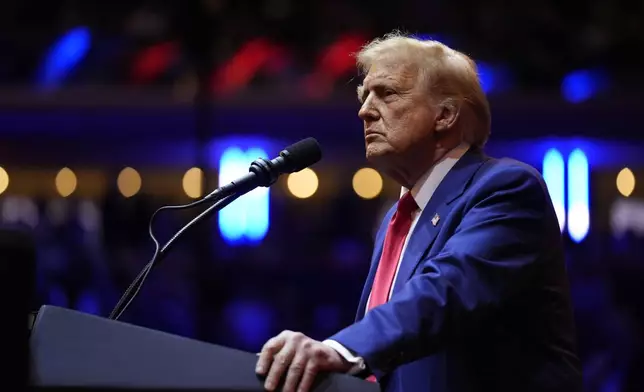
466;156;551;207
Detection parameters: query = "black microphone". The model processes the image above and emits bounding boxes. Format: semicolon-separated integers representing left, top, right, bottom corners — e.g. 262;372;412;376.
203;137;322;202
108;137;322;320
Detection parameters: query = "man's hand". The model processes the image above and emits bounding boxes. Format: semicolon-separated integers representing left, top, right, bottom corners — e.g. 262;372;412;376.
256;330;353;392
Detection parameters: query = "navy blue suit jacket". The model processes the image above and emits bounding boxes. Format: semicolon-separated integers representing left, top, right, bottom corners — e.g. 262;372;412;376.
329;149;582;392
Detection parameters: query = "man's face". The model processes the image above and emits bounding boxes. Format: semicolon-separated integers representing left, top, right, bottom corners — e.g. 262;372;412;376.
358;62;437;169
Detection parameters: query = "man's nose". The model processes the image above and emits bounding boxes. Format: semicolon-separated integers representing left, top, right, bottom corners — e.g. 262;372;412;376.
358;102;379;122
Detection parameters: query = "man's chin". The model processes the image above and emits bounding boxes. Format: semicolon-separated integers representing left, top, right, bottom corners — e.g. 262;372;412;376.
365;147;390;167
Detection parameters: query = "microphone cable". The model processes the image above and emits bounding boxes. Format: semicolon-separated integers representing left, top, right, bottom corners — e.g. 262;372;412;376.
109;138;322;320
108;192;241;320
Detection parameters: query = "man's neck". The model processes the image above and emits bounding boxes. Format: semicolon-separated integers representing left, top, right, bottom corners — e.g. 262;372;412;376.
403;143;471;204
395;145;459;189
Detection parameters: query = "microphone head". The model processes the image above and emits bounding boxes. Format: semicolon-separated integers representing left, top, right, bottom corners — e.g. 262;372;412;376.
280;137;322;172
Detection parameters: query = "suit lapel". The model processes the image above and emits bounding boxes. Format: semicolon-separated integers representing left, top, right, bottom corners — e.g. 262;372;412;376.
391;149;488;295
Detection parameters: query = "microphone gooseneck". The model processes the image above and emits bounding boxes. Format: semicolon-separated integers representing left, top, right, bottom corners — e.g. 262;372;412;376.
108;138;322;320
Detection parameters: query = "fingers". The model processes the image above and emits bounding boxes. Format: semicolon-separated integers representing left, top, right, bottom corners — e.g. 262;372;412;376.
256;334;285;376
297;362;318;392
297;345;328;392
264;340;296;391
282;350;307;392
256;331;337;392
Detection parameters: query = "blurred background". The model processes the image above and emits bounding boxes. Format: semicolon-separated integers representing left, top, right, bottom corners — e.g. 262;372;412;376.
3;0;644;390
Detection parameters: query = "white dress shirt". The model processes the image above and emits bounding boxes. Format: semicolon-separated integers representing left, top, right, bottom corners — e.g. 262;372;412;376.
323;143;470;373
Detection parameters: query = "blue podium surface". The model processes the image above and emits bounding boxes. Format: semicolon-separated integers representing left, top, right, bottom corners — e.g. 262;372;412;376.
29;306;378;392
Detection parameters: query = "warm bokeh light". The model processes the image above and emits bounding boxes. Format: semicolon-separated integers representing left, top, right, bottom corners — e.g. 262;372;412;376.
117;167;142;198
616;167;636;197
183;167;204;199
352;168;383;199
55;167;77;197
0;167;9;195
287;168;318;199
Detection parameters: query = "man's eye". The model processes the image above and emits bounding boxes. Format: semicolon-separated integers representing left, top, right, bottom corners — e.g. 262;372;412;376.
384;89;396;96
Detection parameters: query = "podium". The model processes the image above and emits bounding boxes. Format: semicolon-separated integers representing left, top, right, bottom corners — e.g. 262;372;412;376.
29;305;378;391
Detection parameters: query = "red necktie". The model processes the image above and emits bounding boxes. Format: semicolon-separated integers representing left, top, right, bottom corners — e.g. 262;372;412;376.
368;191;418;311
365;192;417;383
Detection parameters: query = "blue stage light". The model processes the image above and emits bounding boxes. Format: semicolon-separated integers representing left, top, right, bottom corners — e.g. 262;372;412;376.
567;149;590;242
476;61;496;94
561;69;606;103
542;148;566;232
38;26;91;89
218;146;270;245
242;147;270;241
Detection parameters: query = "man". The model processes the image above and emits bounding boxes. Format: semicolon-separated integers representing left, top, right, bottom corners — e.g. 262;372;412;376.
256;33;582;392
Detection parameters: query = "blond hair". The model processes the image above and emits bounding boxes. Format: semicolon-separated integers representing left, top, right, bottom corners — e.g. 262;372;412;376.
356;32;491;147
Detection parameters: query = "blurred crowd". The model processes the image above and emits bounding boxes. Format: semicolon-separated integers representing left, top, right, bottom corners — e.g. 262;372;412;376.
1;0;643;94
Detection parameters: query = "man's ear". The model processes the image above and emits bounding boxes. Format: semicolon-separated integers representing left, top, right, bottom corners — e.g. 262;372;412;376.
435;98;461;133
